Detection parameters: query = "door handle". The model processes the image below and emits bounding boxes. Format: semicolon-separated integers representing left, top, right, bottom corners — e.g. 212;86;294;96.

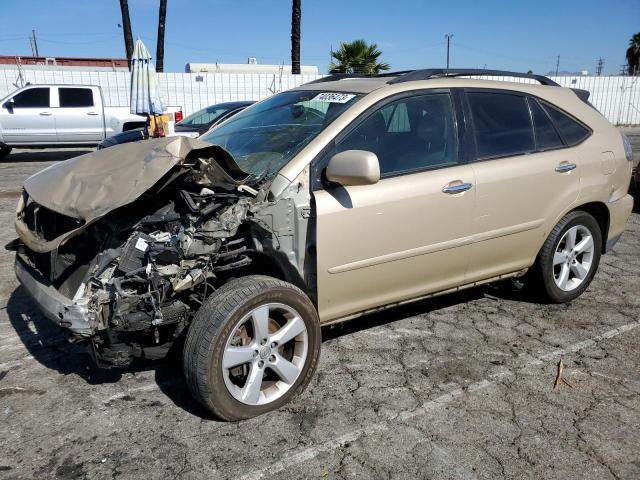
87;112;100;116
555;163;576;173
39;111;52;116
442;182;473;194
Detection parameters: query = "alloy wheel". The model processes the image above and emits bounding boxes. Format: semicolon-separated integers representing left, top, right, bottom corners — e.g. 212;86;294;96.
552;224;595;292
221;303;308;406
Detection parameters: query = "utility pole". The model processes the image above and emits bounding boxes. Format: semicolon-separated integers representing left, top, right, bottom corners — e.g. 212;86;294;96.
595;57;604;76
444;34;453;69
28;36;35;57
555;55;560;76
31;29;39;57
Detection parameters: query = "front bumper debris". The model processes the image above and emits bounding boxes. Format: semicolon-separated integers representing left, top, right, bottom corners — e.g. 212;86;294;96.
14;254;92;337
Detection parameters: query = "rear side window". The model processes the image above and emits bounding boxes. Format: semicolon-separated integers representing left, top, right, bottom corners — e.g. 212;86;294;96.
529;98;564;151
10;88;50;108
59;88;94;108
467;92;534;159
540;101;590;146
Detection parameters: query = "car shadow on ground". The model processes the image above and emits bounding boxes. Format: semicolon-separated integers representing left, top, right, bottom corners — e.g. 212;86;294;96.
1;149;94;164
5;287;156;385
4;281;530;420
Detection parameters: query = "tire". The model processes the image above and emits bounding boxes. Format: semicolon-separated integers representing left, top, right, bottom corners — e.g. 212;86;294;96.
530;211;602;303
183;275;321;421
0;146;12;159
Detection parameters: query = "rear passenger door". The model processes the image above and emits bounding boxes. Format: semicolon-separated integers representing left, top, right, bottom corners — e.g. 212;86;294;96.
54;87;104;143
314;91;477;322
463;90;585;282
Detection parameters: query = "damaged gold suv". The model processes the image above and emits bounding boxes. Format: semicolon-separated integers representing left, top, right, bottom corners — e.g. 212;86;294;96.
11;69;634;420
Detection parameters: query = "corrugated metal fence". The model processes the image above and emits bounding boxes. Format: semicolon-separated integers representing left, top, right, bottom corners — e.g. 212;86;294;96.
1;69;639;125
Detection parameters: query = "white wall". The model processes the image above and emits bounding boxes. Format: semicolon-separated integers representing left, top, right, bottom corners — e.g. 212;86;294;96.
1;69;639;125
0;69;322;116
475;74;640;126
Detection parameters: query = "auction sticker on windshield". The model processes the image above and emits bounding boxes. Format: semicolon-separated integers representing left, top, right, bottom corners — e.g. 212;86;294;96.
311;92;356;103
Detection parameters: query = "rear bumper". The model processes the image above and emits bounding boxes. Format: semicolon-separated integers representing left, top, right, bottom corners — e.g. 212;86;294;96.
605;193;634;253
14;254;92;337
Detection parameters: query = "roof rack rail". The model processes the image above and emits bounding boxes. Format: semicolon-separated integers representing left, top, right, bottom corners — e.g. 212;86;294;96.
387;69;559;86
305;70;416;85
305;73;358;84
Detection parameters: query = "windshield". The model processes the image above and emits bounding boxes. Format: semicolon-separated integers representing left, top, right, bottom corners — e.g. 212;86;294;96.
177;105;234;127
200;90;361;179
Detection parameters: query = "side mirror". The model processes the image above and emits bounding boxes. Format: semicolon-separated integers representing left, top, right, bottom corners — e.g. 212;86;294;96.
3;98;15;111
325;150;380;186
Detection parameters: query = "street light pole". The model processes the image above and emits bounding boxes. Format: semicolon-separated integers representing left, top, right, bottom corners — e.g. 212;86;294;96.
445;34;453;69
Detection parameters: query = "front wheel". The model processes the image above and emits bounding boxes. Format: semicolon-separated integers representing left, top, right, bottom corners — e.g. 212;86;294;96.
183;275;321;421
531;211;602;303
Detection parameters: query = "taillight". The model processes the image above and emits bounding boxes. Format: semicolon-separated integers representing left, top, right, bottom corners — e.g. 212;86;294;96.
621;133;633;162
175;110;183;123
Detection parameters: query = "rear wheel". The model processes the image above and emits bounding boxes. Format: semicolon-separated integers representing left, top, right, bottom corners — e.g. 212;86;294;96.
183;275;321;421
531;211;602;303
0;146;12;159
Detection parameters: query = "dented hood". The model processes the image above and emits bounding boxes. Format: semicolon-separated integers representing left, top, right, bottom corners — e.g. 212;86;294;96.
23;136;248;222
17;136;249;253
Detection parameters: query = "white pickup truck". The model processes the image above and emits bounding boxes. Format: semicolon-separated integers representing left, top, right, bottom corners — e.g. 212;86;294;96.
0;84;147;158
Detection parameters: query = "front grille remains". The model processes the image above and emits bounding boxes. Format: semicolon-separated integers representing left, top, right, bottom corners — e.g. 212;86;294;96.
22;200;85;242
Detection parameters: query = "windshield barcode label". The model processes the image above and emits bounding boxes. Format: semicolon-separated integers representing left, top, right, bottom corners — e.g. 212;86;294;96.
311;92;356;103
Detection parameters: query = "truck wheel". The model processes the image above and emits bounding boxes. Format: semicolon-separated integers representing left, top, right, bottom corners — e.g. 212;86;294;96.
530;211;602;303
183;275;321;421
0;146;12;159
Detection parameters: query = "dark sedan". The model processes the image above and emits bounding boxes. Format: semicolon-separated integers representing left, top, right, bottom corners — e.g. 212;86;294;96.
97;100;254;149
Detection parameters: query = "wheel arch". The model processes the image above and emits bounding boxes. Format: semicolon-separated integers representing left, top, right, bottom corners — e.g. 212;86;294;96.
220;250;312;301
569;201;609;252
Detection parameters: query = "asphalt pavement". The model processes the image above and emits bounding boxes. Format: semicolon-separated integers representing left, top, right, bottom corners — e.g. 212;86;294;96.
0;142;639;480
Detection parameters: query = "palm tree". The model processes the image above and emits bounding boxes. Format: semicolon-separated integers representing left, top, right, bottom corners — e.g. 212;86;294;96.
156;0;168;72
291;0;301;74
627;32;640;76
118;0;134;64
329;39;390;75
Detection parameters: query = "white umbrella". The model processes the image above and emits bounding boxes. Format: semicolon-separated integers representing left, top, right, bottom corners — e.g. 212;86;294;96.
129;39;166;116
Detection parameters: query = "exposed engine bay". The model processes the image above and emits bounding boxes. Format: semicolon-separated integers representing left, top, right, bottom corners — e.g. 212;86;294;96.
12;137;313;367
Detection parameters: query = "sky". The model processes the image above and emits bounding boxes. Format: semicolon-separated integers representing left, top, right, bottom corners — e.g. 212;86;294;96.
0;0;638;75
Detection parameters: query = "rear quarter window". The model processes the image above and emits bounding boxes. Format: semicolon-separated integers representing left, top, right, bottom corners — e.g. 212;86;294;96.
540;101;590;146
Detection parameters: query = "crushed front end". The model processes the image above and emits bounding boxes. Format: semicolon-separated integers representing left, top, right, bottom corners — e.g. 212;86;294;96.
12;139;274;368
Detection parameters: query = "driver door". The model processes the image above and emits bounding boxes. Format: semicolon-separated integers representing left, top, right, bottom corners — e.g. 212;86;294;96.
313;91;476;322
1;87;56;144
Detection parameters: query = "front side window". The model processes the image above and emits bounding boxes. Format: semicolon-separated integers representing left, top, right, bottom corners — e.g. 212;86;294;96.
334;93;458;177
529;98;564;151
10;88;50;108
59;88;94;108
201;90;361;179
468;92;534;159
540;101;591;146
